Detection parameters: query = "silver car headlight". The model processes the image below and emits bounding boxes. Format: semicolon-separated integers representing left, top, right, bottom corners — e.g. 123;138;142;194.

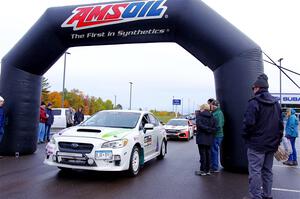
101;139;128;149
50;137;56;145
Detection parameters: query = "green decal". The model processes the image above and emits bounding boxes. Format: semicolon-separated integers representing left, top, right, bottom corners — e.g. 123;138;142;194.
101;129;129;139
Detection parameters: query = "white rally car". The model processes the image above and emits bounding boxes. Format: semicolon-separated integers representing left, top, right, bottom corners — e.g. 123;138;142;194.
44;110;167;176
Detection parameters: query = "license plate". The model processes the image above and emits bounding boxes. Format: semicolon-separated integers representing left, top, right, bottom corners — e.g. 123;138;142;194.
95;150;113;160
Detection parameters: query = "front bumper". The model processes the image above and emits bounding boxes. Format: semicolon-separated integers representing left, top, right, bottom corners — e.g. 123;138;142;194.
166;131;188;139
44;143;131;171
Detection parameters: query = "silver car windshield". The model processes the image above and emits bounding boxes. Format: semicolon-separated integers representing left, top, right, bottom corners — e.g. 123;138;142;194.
166;120;187;126
81;112;141;129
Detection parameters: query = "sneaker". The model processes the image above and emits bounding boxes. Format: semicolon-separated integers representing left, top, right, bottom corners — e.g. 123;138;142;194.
206;171;211;175
292;161;298;166
210;169;220;173
283;161;293;166
195;171;207;176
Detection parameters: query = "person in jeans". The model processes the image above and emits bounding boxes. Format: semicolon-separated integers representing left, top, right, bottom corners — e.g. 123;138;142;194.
283;108;298;166
210;100;224;172
195;104;217;176
45;102;54;142
38;102;47;143
0;96;5;143
242;74;283;199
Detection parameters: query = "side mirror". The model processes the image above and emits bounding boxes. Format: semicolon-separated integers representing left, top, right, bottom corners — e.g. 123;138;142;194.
144;123;154;131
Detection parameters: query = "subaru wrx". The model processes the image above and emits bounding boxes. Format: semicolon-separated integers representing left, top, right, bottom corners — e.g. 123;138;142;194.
44;110;167;176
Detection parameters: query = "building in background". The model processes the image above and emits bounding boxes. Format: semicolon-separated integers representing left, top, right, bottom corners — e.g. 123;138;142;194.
272;93;300;118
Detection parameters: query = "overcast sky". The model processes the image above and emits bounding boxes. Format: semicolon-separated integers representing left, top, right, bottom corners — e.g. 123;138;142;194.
0;0;299;113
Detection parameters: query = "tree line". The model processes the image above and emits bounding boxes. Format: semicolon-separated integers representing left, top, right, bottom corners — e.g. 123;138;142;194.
41;77;122;115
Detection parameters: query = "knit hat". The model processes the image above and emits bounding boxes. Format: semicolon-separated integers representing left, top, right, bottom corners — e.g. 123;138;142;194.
253;74;269;88
0;96;4;102
47;102;52;106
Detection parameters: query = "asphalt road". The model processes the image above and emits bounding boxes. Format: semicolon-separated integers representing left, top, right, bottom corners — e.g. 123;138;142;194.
0;139;299;199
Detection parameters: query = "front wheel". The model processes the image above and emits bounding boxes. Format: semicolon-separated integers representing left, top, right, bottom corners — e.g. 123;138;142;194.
127;146;140;176
157;140;166;160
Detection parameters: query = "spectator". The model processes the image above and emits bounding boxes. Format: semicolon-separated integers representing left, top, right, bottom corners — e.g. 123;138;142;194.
66;107;75;127
210;100;224;172
0;96;5;143
74;107;84;125
242;74;283;199
207;98;215;111
283;108;298;166
45;102;54;142
195;104;217;176
38;102;47;143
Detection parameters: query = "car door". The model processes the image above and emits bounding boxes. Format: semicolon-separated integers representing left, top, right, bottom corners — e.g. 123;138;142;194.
148;114;161;153
139;114;155;157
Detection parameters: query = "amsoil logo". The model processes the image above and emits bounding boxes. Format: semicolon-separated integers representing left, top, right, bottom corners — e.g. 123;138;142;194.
61;0;168;31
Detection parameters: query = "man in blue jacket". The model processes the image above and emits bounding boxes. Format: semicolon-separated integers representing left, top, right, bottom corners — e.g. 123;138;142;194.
0;96;5;143
243;74;283;199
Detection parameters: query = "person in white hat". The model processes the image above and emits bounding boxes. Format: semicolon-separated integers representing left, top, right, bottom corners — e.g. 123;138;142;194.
0;96;5;143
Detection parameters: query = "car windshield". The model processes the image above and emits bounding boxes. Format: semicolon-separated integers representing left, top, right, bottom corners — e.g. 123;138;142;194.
81;111;141;128
166;120;188;126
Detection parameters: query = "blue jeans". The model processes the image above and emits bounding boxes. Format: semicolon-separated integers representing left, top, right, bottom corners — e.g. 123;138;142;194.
45;125;51;141
288;137;297;161
38;123;46;142
247;148;274;199
211;137;223;170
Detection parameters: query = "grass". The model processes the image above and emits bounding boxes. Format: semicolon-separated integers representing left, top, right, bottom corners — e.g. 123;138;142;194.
155;115;175;124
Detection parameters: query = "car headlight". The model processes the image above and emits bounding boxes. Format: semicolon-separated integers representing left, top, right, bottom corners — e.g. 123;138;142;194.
50;137;56;145
101;139;128;149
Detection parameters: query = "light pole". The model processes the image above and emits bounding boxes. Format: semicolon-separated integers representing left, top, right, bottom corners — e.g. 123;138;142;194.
62;52;71;108
278;58;283;105
114;95;117;109
129;82;133;110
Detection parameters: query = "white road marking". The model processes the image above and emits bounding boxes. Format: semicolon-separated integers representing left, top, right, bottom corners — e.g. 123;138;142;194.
273;164;300;169
272;188;300;193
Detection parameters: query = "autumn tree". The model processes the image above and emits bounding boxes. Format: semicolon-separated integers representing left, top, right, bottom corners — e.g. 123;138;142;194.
41;77;51;101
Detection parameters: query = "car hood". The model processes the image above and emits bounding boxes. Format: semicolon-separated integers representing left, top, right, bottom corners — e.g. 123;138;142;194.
56;126;134;141
164;125;187;131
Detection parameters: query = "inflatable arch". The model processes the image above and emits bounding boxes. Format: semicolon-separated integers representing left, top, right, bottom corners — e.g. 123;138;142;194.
0;0;263;171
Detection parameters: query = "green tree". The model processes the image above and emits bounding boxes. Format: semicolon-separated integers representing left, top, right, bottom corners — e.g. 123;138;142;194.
41;76;51;101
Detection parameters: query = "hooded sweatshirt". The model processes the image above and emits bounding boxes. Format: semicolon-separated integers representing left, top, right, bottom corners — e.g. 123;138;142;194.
242;88;284;152
285;109;299;138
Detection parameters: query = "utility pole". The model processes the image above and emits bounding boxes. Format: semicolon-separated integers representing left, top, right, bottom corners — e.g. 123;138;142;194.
62;52;71;108
114;95;117;109
278;58;283;105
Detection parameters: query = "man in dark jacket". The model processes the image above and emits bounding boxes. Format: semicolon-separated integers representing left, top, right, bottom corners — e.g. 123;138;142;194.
0;96;5;143
195;104;217;176
243;74;283;199
45;103;54;142
74;107;84;125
